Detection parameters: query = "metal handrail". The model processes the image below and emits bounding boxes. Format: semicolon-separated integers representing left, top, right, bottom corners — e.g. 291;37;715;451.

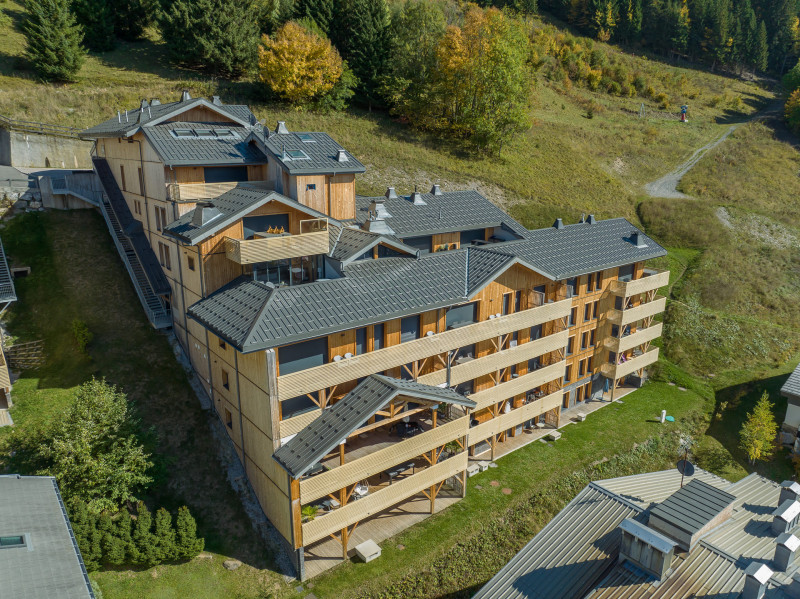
0;113;82;139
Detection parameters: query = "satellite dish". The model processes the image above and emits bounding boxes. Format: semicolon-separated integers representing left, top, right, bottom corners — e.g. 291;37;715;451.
677;459;695;477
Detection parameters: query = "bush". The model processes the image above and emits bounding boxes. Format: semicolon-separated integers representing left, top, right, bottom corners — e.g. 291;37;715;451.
655;92;670;109
785;89;800;134
72;318;92;353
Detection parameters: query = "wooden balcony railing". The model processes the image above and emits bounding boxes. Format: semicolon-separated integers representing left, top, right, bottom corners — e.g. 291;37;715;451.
165;180;275;202
299;418;468;504
301;452;468;545
467;361;567;412
610;269;669;298
275;298;572;402
604;322;663;355
607;296;667;327
225;219;329;264
468;390;562;444
601;348;660;380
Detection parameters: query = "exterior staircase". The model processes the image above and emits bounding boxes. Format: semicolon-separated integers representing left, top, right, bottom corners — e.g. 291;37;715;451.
92;157;172;329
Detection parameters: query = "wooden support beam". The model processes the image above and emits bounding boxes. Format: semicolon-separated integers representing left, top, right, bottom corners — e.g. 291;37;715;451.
339;443;345;466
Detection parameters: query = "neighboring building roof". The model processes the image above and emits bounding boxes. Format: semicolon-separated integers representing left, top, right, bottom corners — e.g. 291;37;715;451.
353;190;529;239
648;478;735;536
164;187;336;245
80;96;254;139
328;224;418;265
0;475;94;599
474;470;799;599
272;374;475;478
142;122;267;167
0;237;17;303
256;128;365;175
782;364;800;399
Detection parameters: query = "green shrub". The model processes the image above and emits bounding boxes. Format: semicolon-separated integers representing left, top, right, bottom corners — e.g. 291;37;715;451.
71;318;92;353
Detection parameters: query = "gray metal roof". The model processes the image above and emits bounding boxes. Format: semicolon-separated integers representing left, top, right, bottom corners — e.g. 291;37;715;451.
354;190;529;239
272;375;475;478
474;470;800;599
257;129;365;175
143;122;267;167
782;364;800;399
164;187;336;244
0;475;94;599
328;224;418;265
648;478;736;535
617;518;676;554
0;237;17;303
80;96;254;139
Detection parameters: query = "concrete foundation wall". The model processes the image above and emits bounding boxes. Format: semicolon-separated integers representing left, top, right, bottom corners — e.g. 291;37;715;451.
0;128;93;169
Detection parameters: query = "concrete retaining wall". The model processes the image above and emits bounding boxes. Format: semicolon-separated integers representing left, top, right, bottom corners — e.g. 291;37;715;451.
0;128;93;169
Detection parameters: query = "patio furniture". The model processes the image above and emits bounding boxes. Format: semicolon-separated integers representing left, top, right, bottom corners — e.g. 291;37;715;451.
319;497;340;510
353;483;369;500
385;461;415;484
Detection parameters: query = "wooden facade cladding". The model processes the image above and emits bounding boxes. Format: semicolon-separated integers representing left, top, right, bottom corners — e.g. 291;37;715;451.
301;452;468;545
166;181;273;202
225;227;329;264
605;322;664;355
607;296;667;327
468;390;562;444
601;347;660;380
610;269;669;298
417;332;568;388
298;417;468;504
468;361;567;412
275;298;572;402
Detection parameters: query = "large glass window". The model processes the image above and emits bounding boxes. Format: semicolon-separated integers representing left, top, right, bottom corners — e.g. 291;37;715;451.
204;166;248;183
446;302;477;329
530;324;542;340
253;255;321;286
282;395;318;419
618;264;634;282
460;228;485;246
278;337;327;375
401;316;420;343
373;323;384;350
356;327;367;354
243;214;289;239
403;235;433;255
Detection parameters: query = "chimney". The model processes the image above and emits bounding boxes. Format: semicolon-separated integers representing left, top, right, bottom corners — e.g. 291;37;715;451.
181;90;191;102
742;562;773;599
410;187;426;206
276;121;289;135
630;231;648;248
772;500;800;535
368;197;392;220
263;125;271;139
385;187;398;200
212;95;222;106
617;518;676;581
430;184;443;196
337;149;348;162
150;98;161;106
553;218;564;230
586;214;596;224
191;202;223;227
775;533;800;571
788;571;800;599
780;481;800;506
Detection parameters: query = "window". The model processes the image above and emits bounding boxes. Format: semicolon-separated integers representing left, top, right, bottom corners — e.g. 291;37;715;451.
596;272;603;291
373;323;384;350
222;369;230;390
584;303;591;321
195;128;214;137
564;366;571;383
155;206;168;232
530;324;542;340
460;228;486;246
569;307;577;327
514;290;522;313
581;332;589;350
224;408;233;429
404;235;433;255
278;337;327;375
158;242;171;270
306;183;316;191
502;293;512;316
593;300;599;319
618;264;634;282
172;129;195;138
587;273;595;291
356;327;367;354
586;356;593;372
578;360;586;377
584;382;592;399
214;129;235;138
446;302;477;330
219;338;226;350
187;255;195;271
297;133;315;142
528;356;540;371
567;336;575;356
0;535;25;548
243;214;289;239
566;278;577;297
590;329;596;347
138;167;144;195
133;200;142;215
204;166;248;183
401;316;419;343
286;149;309;160
120;165;126;191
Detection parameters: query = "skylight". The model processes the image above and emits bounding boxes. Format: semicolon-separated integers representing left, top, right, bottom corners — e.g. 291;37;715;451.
297;133;315;142
172;129;194;138
194;128;214;137
0;535;25;549
215;129;235;138
286;149;310;160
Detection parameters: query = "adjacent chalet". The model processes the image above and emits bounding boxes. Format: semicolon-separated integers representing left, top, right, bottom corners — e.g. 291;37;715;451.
782;364;800;452
475;469;800;599
80;93;669;579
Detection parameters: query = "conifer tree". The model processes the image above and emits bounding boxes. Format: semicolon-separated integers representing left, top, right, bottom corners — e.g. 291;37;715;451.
295;0;333;34
23;0;86;81
132;502;159;566
754;20;769;71
71;0;115;51
115;507;139;564
175;506;205;559
114;0;155;40
740;391;778;464
153;508;177;562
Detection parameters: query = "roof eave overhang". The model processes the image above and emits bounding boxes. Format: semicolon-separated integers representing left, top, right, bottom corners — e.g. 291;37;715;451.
552;246;668;281
391;221;506;239
143;98;251;129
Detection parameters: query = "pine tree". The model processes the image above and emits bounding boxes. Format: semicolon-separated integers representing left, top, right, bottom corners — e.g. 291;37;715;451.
175;506;205;559
158;0;259;76
71;0;115;51
114;0;156;41
132;502;159;566
115;508;139;564
23;0;86;81
739;391;778;464
295;0;332;34
153;508;178;562
754;20;769;72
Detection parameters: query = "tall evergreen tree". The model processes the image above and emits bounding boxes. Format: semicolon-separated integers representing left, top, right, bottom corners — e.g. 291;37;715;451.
755;20;769;71
115;507;139;564
617;0;643;44
153;508;178;562
332;0;389;109
23;0;86;81
132;502;159;566
295;0;332;34
158;0;259;76
71;0;115;51
114;0;156;40
175;506;205;559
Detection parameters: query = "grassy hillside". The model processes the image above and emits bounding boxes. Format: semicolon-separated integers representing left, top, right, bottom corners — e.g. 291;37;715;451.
2;3;800;599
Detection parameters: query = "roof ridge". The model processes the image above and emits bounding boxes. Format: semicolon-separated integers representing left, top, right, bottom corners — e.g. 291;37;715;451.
588;481;646;513
242;283;277;347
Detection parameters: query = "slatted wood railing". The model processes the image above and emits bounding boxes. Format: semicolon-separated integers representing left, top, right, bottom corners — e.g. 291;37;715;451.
607;296;666;327
604;322;663;354
600;348;660;380
610;270;669;298
468;361;566;412
468;391;563;444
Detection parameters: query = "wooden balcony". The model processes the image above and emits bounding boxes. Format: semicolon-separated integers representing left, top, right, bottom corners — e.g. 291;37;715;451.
276;298;572;402
610;269;669;298
301;452;468;545
0;351;9;389
604;322;663;355
468;390;562;444
299;418;468;504
601;348;660;380
165;180;274;202
225;219;329;265
467;361;567;412
606;296;666;327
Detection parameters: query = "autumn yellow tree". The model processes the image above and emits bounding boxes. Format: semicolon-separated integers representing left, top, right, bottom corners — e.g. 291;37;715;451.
259;21;343;105
739;391;778;465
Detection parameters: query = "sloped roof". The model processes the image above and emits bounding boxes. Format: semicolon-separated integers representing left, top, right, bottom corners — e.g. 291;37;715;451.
782;364;800;399
143;122;267;167
0;475;94;599
328;224;418;265
354;190;529;239
0;237;17;303
272;375;475;478
256;129;365;175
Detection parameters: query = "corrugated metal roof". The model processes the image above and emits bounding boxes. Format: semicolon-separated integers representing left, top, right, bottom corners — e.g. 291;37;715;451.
272;375;475;478
648;478;736;535
143;122;267;167
259;130;365;175
0;237;17;303
782;364;800;399
0;475;94;599
327;225;418;265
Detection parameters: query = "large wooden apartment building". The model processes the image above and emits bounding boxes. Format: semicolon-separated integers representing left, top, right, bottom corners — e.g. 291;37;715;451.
80;94;669;579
